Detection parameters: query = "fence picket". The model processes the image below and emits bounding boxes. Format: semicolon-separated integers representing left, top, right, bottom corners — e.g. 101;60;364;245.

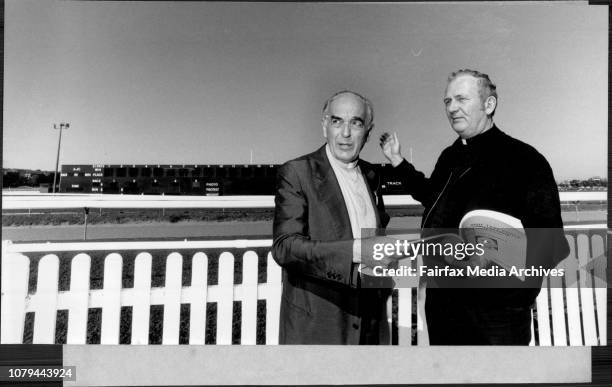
535;278;552;346
217;252;234;345
416;255;429;346
397;288;412;346
67;253;91;344
241;251;259;345
33;254;60;344
132;253;152;344
577;234;597;345
101;253;122;344
379;292;389;346
265;253;282;345
1;251;30;343
189;253;208;345
162;253;183;345
549;275;566;346
562;236;582;345
591;234;606;345
529;319;535;346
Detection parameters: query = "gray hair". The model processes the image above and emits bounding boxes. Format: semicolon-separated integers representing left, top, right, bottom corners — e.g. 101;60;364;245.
322;90;374;127
448;69;498;117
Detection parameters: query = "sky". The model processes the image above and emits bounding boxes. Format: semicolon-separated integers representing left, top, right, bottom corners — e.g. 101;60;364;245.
3;1;608;180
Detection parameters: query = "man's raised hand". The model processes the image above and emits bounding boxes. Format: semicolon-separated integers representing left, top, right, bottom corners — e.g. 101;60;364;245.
379;132;404;167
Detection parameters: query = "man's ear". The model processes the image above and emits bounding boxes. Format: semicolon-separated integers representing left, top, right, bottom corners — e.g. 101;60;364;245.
321;119;328;138
484;96;497;115
364;124;374;142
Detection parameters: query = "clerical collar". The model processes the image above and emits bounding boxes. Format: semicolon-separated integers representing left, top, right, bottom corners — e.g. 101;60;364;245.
325;144;359;169
458;125;501;147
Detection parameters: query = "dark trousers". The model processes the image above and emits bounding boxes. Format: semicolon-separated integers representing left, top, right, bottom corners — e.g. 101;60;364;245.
425;293;532;345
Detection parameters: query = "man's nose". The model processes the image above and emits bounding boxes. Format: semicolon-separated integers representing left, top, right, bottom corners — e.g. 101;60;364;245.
341;123;351;137
447;100;458;113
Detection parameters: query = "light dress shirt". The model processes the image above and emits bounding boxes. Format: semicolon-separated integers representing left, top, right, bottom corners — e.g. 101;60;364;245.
325;145;377;264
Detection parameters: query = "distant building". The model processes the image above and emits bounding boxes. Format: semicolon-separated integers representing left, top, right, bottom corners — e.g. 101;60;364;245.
2;168;53;189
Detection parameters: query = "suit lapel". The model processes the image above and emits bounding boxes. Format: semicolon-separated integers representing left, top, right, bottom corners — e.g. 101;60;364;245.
312;146;353;239
358;161;382;229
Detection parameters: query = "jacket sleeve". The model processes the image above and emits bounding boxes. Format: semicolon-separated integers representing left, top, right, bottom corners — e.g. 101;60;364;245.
393;150;450;208
271;162;358;288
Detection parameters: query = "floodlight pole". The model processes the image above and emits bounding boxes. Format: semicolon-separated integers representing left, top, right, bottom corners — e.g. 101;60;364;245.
52;122;69;193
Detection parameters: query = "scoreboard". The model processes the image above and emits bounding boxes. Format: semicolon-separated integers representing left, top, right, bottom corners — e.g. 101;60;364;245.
59;164;277;195
59;163;406;195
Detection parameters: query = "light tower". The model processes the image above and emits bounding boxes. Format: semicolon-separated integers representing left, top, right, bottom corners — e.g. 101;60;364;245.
52;122;70;193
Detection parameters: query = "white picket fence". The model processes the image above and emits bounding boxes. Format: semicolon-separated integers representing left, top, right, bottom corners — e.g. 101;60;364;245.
533;229;607;346
0;229;607;346
1;240;281;345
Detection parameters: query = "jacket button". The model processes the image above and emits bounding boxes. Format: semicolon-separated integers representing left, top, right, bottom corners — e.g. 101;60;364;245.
352;323;359;330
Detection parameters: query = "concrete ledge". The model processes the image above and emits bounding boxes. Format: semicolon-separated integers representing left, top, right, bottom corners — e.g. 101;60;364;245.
63;345;590;386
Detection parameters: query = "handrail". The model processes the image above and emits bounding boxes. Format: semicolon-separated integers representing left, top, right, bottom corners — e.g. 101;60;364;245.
2;239;272;253
2;192;606;210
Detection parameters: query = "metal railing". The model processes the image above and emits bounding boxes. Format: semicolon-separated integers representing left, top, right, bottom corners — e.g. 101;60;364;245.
2;192;607;210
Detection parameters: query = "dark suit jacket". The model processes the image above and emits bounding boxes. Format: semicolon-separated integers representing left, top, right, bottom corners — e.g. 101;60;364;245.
272;145;390;344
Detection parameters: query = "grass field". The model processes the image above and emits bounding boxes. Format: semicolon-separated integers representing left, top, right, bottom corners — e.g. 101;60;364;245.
3;201;605;227
2;208;273;227
2;206;426;227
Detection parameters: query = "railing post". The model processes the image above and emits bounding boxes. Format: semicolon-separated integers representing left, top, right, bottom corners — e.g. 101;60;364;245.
574;201;579;222
83;207;89;240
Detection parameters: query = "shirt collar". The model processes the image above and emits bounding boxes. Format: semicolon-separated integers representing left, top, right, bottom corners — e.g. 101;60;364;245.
326;144;359;170
456;124;502;148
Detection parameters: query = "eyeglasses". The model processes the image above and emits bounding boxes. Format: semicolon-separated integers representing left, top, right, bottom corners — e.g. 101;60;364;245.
325;115;367;131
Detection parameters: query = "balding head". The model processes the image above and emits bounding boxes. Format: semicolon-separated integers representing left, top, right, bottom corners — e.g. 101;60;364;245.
321;90;374;164
322;90;374;128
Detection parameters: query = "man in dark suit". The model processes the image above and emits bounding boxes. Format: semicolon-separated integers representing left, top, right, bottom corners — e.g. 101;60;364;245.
272;90;396;344
380;69;569;344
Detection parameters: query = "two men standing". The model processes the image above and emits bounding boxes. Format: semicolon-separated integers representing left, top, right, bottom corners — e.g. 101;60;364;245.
272;70;568;345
